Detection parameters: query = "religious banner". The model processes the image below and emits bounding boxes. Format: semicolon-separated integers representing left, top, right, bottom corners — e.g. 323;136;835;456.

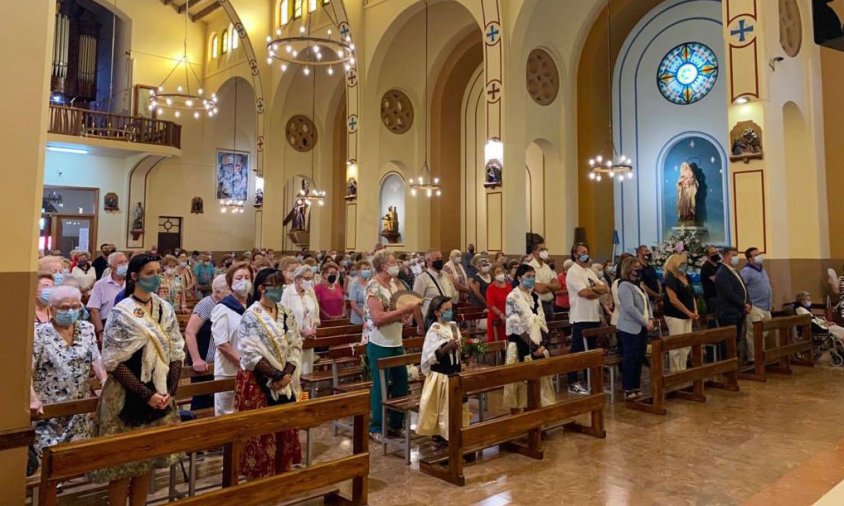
216;150;249;202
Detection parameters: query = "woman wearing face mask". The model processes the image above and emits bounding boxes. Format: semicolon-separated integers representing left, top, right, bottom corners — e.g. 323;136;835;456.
176;253;196;294
502;264;555;411
30;286;106;468
662;253;699;372
443;249;470;303
485;264;512;342
468;256;492;307
91;254;185;505
616;257;654;401
34;274;55;325
235;268;304;477
281;265;320;375
39;256;66;286
71;252;96;294
417;296;470;442
158;255;187;313
347;260;371;325
314;262;346;320
794;291;844;340
210;262;253;416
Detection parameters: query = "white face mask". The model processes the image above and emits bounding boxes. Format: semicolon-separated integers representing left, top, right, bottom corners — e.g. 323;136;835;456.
165;267;175;276
232;279;251;296
386;265;401;277
481;265;491;274
753;254;764;265
300;279;313;290
730;256;740;266
494;273;506;283
539;250;549;260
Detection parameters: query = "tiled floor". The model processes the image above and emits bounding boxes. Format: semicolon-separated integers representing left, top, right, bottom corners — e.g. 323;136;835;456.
52;364;844;505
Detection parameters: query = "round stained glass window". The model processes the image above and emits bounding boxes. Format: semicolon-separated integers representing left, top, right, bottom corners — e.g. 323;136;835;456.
657;42;719;105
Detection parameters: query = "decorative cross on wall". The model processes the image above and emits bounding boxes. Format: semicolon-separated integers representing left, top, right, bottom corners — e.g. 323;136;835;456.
730;19;754;42
340;23;350;39
486;81;501;101
348;115;358;132
486;24;500;44
347;68;358;86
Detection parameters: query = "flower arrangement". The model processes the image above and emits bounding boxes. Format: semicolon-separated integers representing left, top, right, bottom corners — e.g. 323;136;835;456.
650;229;708;271
461;336;488;362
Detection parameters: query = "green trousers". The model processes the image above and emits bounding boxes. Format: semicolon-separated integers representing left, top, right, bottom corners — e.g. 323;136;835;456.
367;342;409;433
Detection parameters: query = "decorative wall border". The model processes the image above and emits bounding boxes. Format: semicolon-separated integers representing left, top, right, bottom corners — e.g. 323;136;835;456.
481;0;502;157
725;0;760;102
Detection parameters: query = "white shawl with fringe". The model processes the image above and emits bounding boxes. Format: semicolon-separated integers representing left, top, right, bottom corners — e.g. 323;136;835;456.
238;302;303;400
421;322;461;375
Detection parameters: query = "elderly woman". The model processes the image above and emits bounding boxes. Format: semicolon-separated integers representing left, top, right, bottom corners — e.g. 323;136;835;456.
314;262;345;321
158;255;187;313
281;265;320;375
92;254;185;505
468;255;492;307
34;274;55;325
39;256;67;286
502;264;555;411
183;275;230;410
347;260;371;325
662;253;699;372
443;249;470;303
365;252;423;442
211;262;253;416
616;257;654;401
30;285;106;464
177;253;196;294
235;268;303;477
71;252;96;293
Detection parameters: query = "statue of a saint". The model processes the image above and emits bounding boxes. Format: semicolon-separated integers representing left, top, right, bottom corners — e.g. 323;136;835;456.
676;162;699;226
131;202;144;231
389;206;398;234
382;207;395;234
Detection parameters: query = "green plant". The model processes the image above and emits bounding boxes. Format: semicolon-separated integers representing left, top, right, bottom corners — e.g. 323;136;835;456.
461;336;487;361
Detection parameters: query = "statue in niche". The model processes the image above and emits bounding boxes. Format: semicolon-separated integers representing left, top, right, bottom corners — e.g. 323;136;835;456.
345;177;357;200
191;197;204;214
729;121;763;163
283;179;311;232
676;162;699;226
131;202;144;231
484;159;503;188
382;206;399;234
254;188;264;208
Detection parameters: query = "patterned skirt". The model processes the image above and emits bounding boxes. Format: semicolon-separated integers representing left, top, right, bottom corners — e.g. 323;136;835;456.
89;378;181;483
234;370;302;479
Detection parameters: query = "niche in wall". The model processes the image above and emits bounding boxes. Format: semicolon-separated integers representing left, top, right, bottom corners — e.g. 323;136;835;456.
378;173;405;244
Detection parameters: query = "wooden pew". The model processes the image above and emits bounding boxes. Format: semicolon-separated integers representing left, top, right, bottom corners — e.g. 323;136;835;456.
38;391;370;506
420;350;606;486
320;318;352;327
581;325;621;403
626;327;739;416
316;324;363;338
738;314;814;382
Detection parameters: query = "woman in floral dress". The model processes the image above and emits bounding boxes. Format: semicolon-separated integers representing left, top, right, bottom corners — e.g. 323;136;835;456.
30;285;106;464
235;268;304;478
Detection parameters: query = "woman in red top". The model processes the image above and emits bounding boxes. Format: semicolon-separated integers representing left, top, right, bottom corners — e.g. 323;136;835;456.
485;264;512;342
314;262;346;320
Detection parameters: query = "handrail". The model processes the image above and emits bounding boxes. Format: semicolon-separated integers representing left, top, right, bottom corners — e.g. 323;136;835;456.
48;105;181;149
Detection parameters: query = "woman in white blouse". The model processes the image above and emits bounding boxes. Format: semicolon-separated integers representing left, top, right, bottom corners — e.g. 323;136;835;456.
281;265;320;374
211;262;253;415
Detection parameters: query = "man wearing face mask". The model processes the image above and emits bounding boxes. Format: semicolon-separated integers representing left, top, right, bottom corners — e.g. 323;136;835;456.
528;239;561;318
413;249;457;320
463;244;476;276
87;251;128;343
700;245;721;319
740;247;772;362
565;243;608;395
636;245;662;302
715;247;751;362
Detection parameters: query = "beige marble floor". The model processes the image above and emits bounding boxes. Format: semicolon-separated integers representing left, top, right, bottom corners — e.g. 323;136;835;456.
50;364;844;506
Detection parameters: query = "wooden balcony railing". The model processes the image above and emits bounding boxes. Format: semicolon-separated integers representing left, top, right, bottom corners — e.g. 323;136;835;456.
48;105;181;149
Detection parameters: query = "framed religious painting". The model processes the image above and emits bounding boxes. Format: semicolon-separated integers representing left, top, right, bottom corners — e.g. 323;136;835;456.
134;85;158;119
216;150;250;202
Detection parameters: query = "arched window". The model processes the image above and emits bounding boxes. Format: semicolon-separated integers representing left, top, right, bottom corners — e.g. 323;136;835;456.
210;34;218;59
230;23;238;49
280;0;290;25
221;28;229;54
308;0;317;12
293;0;303;19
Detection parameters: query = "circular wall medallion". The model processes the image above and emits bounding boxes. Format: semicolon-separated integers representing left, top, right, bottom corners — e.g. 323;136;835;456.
380;89;414;134
526;48;559;106
657;42;719;105
286;115;317;152
779;0;802;58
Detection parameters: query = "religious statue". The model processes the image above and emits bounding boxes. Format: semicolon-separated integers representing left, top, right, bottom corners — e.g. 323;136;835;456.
131;202;144;231
283;179;311;232
345;177;357;200
484;159;503;188
191;197;204;214
729;121;763;163
382;206;399;234
254;188;264;208
676;162;699;226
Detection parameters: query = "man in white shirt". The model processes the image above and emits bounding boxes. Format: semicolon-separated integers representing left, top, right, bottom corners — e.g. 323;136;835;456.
412;249;456;320
566;243;608;395
528;239;560;318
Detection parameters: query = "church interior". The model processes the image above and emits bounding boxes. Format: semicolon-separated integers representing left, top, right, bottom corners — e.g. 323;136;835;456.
3;0;844;504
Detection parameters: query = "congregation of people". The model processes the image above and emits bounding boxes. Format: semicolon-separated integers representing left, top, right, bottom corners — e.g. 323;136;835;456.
29;237;834;504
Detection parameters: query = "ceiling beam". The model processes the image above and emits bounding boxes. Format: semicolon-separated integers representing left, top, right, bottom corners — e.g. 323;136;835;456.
192;2;221;22
160;0;173;5
177;2;188;14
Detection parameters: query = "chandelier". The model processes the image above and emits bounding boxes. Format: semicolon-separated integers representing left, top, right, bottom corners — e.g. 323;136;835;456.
296;186;326;207
299;44;327;206
410;1;441;198
150;0;218;119
266;0;354;75
588;0;634;183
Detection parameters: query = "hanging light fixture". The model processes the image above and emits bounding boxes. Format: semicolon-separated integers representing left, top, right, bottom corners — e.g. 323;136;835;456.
410;1;441;198
220;79;246;214
588;0;634;183
297;54;327;207
150;0;218;119
266;0;353;74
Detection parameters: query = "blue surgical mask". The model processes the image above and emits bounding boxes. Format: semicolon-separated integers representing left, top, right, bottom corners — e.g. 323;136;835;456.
38;288;52;305
578;255;590;264
441;309;454;322
311;266;319;274
115;264;128;278
264;286;283;303
360;269;372;280
54;309;80;326
53;272;65;286
521;277;536;289
136;274;162;293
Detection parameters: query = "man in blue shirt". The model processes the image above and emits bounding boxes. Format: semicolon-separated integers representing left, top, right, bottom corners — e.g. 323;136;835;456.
740;247;772;363
194;251;216;298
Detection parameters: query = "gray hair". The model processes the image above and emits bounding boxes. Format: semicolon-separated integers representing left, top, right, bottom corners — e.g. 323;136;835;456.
108;251;127;266
292;265;312;279
212;274;229;296
372;251;393;272
48;285;82;307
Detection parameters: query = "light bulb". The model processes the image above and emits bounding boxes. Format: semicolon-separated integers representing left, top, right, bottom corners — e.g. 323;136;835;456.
411;188;417;196
148;104;156;111
433;177;440;184
174;111;181;118
221;207;227;213
318;200;324;206
327;28;332;35
292;50;298;58
267;57;273;64
608;171;614;178
281;64;288;72
177;86;183;93
185;99;193;107
436;190;441;196
198;88;203;95
327;67;334;75
166;98;173;106
316;52;322;60
303;67;310;75
276;28;282;36
588;159;595;166
300;26;306;34
194;111;200;119
266;35;272;43
350;57;356;64
344;63;351;71
213;107;218;114
427;189;432;197
158;86;164;92
627;172;634;179
312;45;320;54
286;45;293;53
337;50;344;58
596;175;602;182
350;43;355;50
589;172;595;180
